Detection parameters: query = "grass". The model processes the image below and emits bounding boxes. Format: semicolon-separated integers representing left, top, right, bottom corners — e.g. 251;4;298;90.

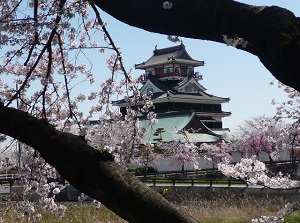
0;194;299;223
0;202;127;223
170;192;300;223
285;212;300;223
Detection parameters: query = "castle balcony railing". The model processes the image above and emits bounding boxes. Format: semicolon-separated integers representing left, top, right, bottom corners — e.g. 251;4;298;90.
139;72;202;82
156;72;186;79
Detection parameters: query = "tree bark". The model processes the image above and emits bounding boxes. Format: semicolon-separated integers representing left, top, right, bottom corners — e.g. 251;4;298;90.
0;105;197;223
91;0;300;91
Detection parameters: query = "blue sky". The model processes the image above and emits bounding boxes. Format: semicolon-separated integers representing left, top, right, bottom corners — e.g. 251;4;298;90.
2;1;298;134
90;1;300;133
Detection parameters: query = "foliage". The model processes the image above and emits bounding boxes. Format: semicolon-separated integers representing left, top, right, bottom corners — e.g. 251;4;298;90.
232;115;290;161
159;140;200;171
127;166;157;174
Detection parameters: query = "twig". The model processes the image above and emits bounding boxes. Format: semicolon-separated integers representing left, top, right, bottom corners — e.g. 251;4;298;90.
89;2;129;80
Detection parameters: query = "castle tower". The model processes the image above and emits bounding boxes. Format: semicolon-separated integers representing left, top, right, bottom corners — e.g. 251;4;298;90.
115;44;231;143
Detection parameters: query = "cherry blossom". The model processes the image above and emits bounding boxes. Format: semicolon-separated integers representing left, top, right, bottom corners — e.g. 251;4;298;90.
223;35;249;48
200;141;232;164
159;139;200;171
232;116;290;161
167;35;180;42
252;202;293;223
162;1;173;9
218;157;300;189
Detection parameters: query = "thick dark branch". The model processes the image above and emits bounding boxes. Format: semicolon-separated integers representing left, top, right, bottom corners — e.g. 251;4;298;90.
0;106;197;223
91;0;300;91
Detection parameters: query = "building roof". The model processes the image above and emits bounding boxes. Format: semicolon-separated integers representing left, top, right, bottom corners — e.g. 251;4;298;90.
139;111;226;144
162;91;230;104
114;76;230;107
135;44;204;69
140;75;207;93
141;75;181;92
174;75;207;91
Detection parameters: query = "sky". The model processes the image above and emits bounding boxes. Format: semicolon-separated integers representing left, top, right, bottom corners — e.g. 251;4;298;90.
91;0;300;133
1;0;299;136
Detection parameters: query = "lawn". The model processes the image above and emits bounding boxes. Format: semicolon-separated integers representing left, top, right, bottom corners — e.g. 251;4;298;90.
0;193;299;222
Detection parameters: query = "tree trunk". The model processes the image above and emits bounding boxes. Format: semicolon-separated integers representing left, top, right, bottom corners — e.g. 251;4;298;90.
0;105;197;223
91;0;300;92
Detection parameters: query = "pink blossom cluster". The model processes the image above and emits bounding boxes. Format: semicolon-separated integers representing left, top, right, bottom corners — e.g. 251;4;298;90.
167;35;180;42
252;202;293;223
218;157;300;188
162;1;173;9
223;35;249;48
159;140;200;171
270;80;300;120
233;116;290;161
20;145;66;220
200;141;232;164
84;76;159;168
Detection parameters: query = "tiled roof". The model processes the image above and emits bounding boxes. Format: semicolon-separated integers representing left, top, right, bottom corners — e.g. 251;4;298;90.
139;111;225;143
135;44;204;69
147;75;180;91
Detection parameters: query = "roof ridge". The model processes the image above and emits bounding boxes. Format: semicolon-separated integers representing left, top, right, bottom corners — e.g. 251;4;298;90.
153;44;184;55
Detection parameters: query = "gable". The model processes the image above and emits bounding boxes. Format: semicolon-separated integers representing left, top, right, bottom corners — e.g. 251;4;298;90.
177;83;199;94
177;51;192;60
140;79;164;94
176;77;207;93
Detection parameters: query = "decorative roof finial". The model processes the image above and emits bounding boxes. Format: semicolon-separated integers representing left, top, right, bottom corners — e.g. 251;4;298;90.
155;45;157;50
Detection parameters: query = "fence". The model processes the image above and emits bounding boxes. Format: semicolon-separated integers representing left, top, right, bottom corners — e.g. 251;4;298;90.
140;177;247;187
134;169;223;179
0;174;66;187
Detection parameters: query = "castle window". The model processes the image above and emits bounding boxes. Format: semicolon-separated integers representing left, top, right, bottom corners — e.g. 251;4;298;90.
180;66;187;74
188;68;194;75
146;70;154;76
155;67;163;75
164;67;172;73
147;88;153;94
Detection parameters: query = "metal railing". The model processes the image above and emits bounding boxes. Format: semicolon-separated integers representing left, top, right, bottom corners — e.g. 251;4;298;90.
140;177;247;187
0;174;66;187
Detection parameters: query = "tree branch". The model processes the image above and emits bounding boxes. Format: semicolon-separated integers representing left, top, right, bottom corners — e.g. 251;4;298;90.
0;106;197;223
91;0;300;91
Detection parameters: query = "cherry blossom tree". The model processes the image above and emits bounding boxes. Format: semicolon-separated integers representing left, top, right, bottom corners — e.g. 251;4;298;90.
159;140;200;172
1;0;300;223
233;116;290;161
200;140;232;165
0;1;197;222
214;115;300;222
269;81;300;164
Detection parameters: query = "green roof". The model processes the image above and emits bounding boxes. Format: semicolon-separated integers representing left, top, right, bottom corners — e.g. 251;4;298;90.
140;112;194;143
140;112;225;144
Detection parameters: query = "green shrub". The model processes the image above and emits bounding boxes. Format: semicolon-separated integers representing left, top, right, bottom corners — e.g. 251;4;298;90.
127;167;157;174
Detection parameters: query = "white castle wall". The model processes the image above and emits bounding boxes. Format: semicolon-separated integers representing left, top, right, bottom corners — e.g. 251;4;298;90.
150;150;292;172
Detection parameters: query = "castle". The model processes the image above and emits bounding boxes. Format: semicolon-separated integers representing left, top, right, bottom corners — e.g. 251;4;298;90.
115;44;231;145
